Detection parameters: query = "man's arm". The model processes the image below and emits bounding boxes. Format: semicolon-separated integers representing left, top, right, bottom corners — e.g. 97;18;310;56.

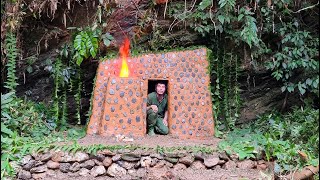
163;110;168;126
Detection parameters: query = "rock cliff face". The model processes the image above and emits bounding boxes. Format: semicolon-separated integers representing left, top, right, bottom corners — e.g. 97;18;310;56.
8;0;302;125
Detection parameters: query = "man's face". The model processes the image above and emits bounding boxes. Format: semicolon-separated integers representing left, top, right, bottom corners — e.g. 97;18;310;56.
156;83;166;95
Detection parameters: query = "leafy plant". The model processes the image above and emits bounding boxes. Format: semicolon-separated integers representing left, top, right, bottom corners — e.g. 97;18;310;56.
266;23;319;96
73;26;114;66
4;32;19;93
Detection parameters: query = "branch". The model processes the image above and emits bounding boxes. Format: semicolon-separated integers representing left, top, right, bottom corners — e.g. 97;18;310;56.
289;1;319;13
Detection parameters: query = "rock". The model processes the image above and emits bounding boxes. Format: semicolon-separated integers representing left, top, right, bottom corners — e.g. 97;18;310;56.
46;160;60;169
20;155;33;166
257;163;268;170
223;160;237;170
204;156;219;168
59;163;71;173
164;157;178;164
30;165;47;173
46;169;56;177
179;155;194;166
40;152;52;162
194;153;206;161
136;168;147;177
74;152;89;162
147;167;170;180
237;160;255;169
32;172;46;179
150;158;158;167
34;160;45;167
102;157;113;167
127;169;136;177
97;149;116;156
18;170;32;180
150;153;164;160
219;152;230;161
190;160;206;170
69;162;81;172
173;163;187;171
81;159;95;169
23;160;36;171
140;157;152;167
229;153;239;161
93;159;103;166
121;153;141;162
31;152;41;161
10;161;22;172
218;160;226;165
117;160;135;170
107;163;126;177
60;153;75;162
128;168;146;178
90;165;106;177
165;161;174;168
51;151;64;162
134;161;141;169
91;154;105;162
112;154;121;162
67;172;78;177
164;152;180;158
78;168;90;176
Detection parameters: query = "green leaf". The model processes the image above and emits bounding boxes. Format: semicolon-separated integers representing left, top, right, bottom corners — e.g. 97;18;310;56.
238;14;244;21
218;15;225;24
1;123;13;136
199;0;211;10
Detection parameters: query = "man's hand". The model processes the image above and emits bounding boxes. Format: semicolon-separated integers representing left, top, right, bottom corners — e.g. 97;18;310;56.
150;105;158;113
163;119;168;126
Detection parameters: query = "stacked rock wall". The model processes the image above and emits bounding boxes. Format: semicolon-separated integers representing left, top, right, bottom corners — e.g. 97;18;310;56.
17;149;270;179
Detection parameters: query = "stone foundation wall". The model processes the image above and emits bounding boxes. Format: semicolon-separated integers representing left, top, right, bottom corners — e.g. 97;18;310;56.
17;149;270;179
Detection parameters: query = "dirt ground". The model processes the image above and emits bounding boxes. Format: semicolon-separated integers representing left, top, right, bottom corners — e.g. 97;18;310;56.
78;134;222;148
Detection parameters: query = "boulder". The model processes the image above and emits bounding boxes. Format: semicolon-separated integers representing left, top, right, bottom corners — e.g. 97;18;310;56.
78;168;90;176
190;160;206;170
179;155;194;166
18;170;32;180
69;162;81;172
59;163;71;173
173;163;187;171
32;172;46;179
102;157;113;167
112;154;121;162
237;160;255;169
223;160;237;170
23;160;36;171
107;163;126;177
81;159;95;169
90;165;106;177
121;153;141;162
203;156;219;168
46;160;60;169
74;152;89;162
140;157;152;167
30;165;47;173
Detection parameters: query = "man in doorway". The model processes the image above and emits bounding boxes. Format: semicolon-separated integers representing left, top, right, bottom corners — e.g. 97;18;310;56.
146;81;169;136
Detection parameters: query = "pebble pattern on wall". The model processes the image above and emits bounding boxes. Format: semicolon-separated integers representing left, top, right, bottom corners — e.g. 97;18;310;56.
87;48;214;139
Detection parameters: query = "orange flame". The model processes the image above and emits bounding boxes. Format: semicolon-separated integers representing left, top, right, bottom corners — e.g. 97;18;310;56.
119;38;130;77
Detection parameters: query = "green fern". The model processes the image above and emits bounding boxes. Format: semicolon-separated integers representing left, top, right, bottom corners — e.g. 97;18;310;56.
4;33;19;93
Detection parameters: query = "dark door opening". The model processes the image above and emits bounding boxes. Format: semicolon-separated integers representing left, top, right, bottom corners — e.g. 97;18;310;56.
146;79;169;135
